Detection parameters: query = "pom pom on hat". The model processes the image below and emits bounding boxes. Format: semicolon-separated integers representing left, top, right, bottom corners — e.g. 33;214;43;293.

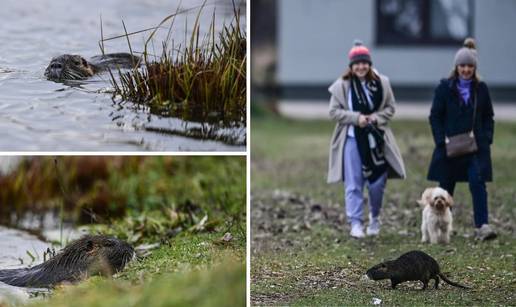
348;39;372;66
463;37;476;49
353;39;364;47
454;37;478;66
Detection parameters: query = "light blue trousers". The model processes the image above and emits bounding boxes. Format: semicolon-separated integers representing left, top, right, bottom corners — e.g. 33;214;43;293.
343;137;387;226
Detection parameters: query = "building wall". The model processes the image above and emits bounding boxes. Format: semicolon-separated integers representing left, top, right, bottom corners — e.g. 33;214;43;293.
277;0;516;92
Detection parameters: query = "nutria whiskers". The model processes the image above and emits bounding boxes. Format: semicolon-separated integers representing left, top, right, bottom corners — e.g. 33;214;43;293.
366;250;471;290
0;235;134;287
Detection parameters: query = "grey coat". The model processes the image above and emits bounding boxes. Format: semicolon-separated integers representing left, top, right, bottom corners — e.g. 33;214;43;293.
327;74;406;184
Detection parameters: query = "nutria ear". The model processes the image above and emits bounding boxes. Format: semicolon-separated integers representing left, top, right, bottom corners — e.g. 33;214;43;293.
103;239;116;247
379;263;388;271
86;240;94;251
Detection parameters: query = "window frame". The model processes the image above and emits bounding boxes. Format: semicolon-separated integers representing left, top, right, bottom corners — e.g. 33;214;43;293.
375;0;474;46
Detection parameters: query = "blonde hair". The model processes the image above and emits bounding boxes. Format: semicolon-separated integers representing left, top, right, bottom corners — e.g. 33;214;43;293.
448;67;480;83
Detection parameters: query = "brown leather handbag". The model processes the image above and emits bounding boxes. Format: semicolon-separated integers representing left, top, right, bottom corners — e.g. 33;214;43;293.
445;93;478;158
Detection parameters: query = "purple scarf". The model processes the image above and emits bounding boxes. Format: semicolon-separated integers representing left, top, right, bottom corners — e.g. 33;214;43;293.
457;78;472;105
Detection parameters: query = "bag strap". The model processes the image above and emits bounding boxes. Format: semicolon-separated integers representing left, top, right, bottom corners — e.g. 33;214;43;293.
445;82;477;143
470;88;477;133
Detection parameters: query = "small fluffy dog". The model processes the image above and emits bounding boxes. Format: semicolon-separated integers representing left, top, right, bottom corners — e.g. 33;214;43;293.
417;187;454;244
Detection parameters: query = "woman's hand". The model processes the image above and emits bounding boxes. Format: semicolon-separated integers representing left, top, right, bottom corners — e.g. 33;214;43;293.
367;114;378;125
358;115;369;128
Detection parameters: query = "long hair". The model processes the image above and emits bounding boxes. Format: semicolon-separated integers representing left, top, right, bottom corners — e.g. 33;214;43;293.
448;66;480;83
342;66;379;81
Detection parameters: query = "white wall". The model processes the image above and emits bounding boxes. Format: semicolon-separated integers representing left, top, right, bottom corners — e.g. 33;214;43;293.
278;0;516;86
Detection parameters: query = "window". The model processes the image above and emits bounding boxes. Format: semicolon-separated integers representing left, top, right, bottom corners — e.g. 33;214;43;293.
376;0;473;45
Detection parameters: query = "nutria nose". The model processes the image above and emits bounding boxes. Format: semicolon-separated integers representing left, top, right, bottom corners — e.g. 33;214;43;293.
48;69;61;79
50;63;62;69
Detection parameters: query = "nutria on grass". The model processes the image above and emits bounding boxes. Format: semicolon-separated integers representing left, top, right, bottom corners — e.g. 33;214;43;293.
44;53;140;81
0;235;134;287
366;250;470;290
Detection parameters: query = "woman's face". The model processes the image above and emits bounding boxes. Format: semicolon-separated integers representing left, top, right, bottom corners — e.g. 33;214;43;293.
351;61;370;79
457;64;475;80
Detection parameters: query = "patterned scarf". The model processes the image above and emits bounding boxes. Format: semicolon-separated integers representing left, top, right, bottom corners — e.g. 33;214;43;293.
350;75;387;182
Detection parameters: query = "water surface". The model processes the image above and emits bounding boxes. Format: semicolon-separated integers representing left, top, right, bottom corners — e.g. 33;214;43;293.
0;0;246;151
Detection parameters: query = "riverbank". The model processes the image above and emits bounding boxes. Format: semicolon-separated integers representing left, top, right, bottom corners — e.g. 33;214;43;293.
0;156;246;306
31;230;245;307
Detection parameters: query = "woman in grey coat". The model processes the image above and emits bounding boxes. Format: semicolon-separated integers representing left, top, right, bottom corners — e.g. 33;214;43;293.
327;40;406;238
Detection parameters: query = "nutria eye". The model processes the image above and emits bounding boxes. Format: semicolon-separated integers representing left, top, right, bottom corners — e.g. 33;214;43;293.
82;59;88;66
72;57;82;65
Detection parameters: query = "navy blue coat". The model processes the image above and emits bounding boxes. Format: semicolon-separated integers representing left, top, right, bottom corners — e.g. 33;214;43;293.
427;78;494;182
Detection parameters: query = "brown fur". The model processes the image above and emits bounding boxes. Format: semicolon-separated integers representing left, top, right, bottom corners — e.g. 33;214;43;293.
0;235;134;287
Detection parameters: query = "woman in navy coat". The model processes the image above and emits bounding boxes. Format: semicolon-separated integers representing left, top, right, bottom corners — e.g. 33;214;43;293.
427;38;496;240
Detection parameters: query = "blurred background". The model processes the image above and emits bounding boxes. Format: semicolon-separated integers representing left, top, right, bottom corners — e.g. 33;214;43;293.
252;0;516;118
0;156;245;237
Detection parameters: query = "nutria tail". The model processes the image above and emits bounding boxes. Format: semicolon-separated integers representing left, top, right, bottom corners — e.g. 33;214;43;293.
438;273;471;289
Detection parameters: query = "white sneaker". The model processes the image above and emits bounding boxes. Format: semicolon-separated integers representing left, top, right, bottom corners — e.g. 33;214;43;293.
366;215;380;236
475;224;497;241
350;223;365;238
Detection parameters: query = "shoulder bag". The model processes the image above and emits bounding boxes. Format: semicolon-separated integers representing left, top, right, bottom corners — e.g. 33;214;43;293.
445;92;478;158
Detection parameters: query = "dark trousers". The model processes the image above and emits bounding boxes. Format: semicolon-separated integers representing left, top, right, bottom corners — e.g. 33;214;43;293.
439;156;488;228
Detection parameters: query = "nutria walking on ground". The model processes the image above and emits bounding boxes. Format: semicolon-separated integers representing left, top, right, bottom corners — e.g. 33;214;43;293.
44;53;140;81
0;235;134;287
366;250;470;290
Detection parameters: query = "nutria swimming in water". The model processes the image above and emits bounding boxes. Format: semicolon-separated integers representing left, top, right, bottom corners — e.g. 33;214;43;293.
44;53;140;81
0;235;134;287
366;250;470;290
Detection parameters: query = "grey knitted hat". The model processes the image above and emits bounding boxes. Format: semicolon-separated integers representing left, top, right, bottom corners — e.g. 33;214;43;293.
454;38;478;66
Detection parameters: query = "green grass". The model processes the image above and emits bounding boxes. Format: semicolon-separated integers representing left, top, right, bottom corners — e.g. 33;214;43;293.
251;115;516;306
31;231;245;307
0;156;246;306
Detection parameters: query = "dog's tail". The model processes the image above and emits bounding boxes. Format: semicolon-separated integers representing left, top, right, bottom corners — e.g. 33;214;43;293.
438;273;471;289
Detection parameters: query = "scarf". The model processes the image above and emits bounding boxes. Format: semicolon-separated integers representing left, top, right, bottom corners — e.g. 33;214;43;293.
350;76;387;183
457;77;472;105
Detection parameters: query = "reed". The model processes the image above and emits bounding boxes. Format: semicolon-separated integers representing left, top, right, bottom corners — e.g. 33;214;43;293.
109;3;246;128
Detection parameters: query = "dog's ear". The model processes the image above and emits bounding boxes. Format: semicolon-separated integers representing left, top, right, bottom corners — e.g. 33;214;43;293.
445;191;454;207
418;188;433;207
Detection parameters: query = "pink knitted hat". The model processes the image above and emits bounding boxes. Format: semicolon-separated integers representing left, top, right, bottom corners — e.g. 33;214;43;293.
348;39;371;66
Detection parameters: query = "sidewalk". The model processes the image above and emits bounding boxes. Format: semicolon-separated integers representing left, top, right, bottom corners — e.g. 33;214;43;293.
278;100;516;121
